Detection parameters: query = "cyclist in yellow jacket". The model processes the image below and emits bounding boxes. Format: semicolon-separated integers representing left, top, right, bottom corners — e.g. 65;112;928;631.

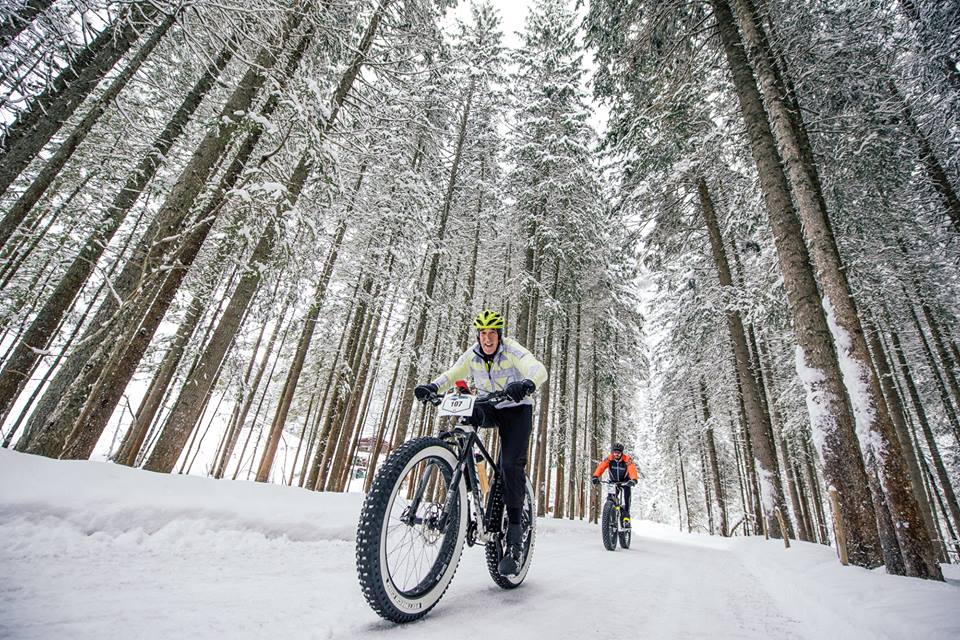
414;309;547;576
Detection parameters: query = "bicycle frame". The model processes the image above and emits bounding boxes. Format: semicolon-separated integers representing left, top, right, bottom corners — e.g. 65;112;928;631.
435;423;501;543
603;481;630;532
403;391;512;543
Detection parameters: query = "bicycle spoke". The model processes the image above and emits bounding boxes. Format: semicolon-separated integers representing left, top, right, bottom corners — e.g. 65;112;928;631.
382;454;458;597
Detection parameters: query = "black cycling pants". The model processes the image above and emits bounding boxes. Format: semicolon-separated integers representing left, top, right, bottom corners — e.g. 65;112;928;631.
606;480;631;517
473;403;533;514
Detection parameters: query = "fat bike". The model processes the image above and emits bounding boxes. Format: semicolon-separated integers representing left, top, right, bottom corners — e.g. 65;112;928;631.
356;389;535;623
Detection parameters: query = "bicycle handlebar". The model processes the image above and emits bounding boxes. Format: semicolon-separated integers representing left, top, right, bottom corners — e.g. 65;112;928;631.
422;389;511;407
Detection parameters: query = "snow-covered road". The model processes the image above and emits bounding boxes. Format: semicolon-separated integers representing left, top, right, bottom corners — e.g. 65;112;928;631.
1;449;957;639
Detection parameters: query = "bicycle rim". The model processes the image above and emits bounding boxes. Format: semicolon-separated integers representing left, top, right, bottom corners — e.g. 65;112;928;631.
382;453;461;598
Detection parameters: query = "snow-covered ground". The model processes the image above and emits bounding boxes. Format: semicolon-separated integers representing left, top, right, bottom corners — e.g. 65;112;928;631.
1;449;957;639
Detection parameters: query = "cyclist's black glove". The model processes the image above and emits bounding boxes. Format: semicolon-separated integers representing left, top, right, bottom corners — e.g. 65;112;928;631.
504;379;536;403
414;383;438;402
591;477;600;486
627;479;637;487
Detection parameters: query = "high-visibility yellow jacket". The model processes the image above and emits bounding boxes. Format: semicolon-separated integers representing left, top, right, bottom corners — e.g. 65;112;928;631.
431;337;548;408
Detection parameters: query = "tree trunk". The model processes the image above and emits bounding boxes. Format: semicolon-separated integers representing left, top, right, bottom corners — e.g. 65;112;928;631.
315;278;369;490
699;430;714;535
113;296;204;467
803;438;830;544
553;308;570;518
0;33;238;427
734;371;762;532
364;309;414;490
924;456;960;560
609;331;619;448
790;454;814;543
306;299;357;490
700;381;728;536
713;0;882;567
329;280;384;491
16;17;307;457
865;313;943;561
515;215;537;345
232;320;295;481
917;301;960;417
254;172;360;483
459;162;484;352
746;323;796;540
731;418;751;535
335;286;393;492
590;350;600;524
0;168;94;289
390;75;475;449
0;0;54;50
0;11;177;250
0;36;242;430
0;2;163;203
567;303;581;520
678;440;691;533
905;299;960;444
213;299;289;479
735;0;940;578
755;338;810;541
534;264;559;517
1;276;101;449
889;325;960;537
698;177;789;537
141;156;313;472
895;90;960;233
343;290;394;490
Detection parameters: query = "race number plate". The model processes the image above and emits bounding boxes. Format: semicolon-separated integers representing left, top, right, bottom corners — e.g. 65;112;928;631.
439;393;476;417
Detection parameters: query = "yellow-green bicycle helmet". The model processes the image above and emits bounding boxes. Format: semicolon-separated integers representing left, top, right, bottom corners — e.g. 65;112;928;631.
473;309;505;330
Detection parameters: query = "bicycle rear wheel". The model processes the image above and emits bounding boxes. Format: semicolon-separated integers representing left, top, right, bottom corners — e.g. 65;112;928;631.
356;437;468;623
619;527;632;549
485;477;536;588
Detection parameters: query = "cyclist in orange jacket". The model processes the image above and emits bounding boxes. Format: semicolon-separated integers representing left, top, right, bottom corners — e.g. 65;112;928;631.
591;443;638;528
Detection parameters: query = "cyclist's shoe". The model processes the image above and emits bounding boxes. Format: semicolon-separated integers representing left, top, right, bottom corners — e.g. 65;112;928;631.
622;516;631;529
498;524;524;576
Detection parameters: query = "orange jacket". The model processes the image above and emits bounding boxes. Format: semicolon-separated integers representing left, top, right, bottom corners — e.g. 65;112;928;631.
593;453;638;482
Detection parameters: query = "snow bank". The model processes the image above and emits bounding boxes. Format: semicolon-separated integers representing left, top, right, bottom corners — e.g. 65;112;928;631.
0;448;360;543
732;535;960;639
2;450;958;639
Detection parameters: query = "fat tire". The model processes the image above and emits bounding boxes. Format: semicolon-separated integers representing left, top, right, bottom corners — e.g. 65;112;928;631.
619;529;632;549
601;498;618;551
485;477;536;589
356;437;467;623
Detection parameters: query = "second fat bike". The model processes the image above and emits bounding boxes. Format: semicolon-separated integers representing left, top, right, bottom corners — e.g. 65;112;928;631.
601;480;632;551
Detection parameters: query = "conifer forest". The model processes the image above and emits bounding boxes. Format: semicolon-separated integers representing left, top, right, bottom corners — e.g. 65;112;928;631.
1;0;959;595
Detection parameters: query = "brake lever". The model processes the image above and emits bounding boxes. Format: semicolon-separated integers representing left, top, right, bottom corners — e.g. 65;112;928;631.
476;391;509;406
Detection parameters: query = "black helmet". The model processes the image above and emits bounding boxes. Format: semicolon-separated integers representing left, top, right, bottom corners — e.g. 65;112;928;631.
612;443;624;453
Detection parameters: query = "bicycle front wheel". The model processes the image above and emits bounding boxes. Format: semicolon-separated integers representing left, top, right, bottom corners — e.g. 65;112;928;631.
356;437;468;623
601;498;618;551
